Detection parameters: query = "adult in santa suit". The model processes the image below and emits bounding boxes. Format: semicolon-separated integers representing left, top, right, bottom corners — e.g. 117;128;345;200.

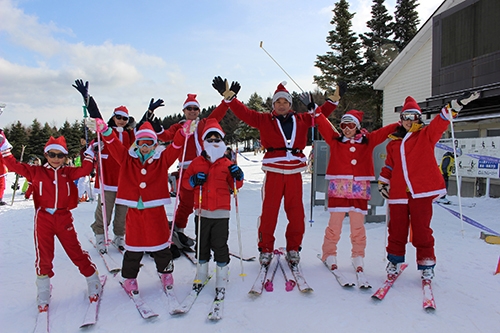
86;116;190;292
378;92;480;280
211;76;342;266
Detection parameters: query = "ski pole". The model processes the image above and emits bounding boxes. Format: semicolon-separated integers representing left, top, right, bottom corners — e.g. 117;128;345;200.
168;129;190;245
96;132;109;250
194;185;203;284
10;145;26;205
233;179;246;280
447;104;465;236
259;41;304;93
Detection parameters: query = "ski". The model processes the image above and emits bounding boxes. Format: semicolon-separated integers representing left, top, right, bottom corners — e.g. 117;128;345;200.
33;304;49;333
229;252;256;262
277;252;296;292
422;279;436;310
80;275;107;328
264;252;280;292
248;263;269;295
371;263;409;300
88;237;121;273
317;254;355;287
119;280;159;319
355;270;372;289
207;288;225;321
181;249;197;265
172;275;212;314
281;248;312;293
160;278;182;315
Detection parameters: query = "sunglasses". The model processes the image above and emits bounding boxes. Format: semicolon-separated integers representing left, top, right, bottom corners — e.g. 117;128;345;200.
400;113;420;121
185;107;200;112
206;138;222;143
46;152;67;159
114;115;129;121
340;122;357;130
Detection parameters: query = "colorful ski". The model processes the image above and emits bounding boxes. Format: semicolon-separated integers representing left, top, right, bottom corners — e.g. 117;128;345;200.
119;280;159;319
207;288;225;321
371;264;409;300
248;264;269;295
80;275;107;328
33;304;49;333
422;279;436;310
281;248;312;293
172;275;212;314
317;254;355;287
88;237;121;273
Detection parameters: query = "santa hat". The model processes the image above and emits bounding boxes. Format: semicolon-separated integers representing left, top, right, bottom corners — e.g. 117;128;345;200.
44;136;68;154
340;110;364;129
113;106;129;117
202;118;225;140
401;96;421;114
135;121;157;144
272;81;292;106
183;94;200;110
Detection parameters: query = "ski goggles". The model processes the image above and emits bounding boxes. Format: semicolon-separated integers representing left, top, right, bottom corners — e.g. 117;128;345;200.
340;122;357;130
46;151;67;159
400;113;421;121
136;139;156;148
114;114;129;121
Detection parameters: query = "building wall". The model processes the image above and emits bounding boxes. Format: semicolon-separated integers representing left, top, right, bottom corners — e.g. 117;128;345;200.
382;39;433;125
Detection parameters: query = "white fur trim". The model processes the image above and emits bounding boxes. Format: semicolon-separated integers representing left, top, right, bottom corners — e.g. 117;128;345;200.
44;144;68;154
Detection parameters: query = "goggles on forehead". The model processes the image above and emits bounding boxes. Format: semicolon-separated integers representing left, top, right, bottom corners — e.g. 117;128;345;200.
340;122;357;130
400;113;421;121
136;139;155;148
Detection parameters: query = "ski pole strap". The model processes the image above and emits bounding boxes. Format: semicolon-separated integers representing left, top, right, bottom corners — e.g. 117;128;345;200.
266;147;303;154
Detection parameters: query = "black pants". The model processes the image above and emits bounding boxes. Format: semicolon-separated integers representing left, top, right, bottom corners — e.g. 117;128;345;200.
194;216;230;264
121;247;173;279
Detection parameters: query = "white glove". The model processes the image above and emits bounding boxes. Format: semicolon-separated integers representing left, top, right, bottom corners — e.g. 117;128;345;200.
450;91;480;111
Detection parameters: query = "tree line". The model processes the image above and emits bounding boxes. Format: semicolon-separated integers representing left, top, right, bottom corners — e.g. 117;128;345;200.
2;0;420;160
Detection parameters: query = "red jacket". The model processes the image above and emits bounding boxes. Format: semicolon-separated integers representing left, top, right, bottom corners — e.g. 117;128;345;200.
1;150;93;210
316;113;399;181
102;130;183;208
182;155;243;214
97;127;135;191
227;99;337;174
379;112;449;204
157;102;229;168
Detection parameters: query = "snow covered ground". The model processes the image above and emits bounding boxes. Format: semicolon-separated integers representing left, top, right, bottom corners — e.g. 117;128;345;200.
1;148;499;333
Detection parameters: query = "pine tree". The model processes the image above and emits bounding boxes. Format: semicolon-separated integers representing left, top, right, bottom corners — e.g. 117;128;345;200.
59;120;81;158
314;0;363;93
393;0;420;51
359;0;397;128
3;121;28;159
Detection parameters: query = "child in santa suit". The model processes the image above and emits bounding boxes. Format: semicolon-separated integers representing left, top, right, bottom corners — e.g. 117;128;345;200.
0;133;101;311
378;92;479;280
313;107;398;274
211;76;342;266
0;130;6;205
182;119;244;294
148;93;231;250
86;117;189;294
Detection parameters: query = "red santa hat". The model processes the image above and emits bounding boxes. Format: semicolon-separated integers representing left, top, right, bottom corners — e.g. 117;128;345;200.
183;94;201;110
202;118;225;140
272;81;292;106
401;96;421;114
340;110;364;129
44;136;68;154
135;121;157;144
113;106;129;117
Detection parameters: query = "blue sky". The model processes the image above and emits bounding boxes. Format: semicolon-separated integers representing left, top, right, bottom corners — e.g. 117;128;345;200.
0;0;440;127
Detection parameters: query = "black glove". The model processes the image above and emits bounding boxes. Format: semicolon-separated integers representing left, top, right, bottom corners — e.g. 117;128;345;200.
189;172;207;187
87;97;103;119
148;98;164;112
149;117;163;133
326;81;348;102
72;79;89;100
228;164;244;181
212;76;226;96
230;81;241;96
378;182;389;199
299;92;315;111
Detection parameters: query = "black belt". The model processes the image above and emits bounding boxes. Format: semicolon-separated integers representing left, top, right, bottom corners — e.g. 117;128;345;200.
266;147;303;154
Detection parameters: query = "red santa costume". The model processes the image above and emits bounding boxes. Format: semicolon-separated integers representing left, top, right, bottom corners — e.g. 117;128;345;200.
100;121;184;279
315;109;398;269
0;135;97;279
379;96;451;272
157;94;230;231
182;119;244;264
226;82;337;255
0;138;6;205
91;105;135;243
